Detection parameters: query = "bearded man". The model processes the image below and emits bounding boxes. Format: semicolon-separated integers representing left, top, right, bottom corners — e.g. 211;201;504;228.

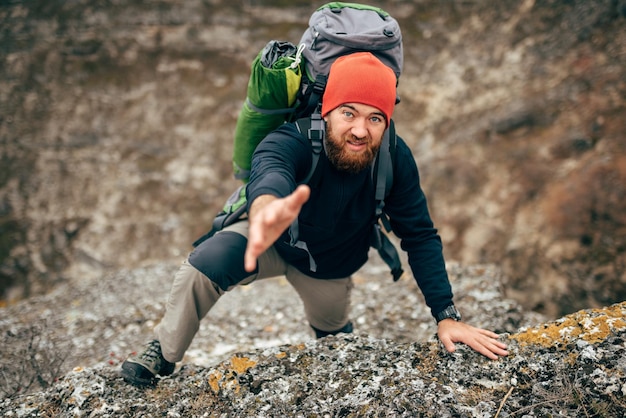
121;52;508;387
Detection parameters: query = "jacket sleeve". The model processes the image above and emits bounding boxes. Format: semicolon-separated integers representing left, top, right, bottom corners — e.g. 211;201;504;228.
383;136;454;317
246;123;313;207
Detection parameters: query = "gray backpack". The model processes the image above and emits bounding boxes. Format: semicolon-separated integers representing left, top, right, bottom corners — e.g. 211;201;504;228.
294;2;403;118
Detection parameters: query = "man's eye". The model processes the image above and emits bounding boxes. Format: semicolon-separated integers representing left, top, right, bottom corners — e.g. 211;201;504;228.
370;116;383;123
342;110;354;118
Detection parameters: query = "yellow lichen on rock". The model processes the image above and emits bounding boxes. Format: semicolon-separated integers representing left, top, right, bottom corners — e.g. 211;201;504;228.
208;370;223;393
511;301;626;348
230;356;257;374
206;356;257;394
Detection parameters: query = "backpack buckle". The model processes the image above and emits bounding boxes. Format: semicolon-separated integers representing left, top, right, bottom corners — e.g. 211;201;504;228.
308;111;325;146
312;74;327;96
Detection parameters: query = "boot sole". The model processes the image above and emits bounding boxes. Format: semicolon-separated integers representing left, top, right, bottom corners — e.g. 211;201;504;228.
120;361;158;387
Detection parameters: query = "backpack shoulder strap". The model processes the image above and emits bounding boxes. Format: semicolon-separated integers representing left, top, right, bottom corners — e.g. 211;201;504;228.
286;110;326;273
371;120;404;281
294;109;324;185
373;119;396;229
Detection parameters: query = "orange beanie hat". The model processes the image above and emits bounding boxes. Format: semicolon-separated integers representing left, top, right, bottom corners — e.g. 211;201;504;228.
321;52;397;125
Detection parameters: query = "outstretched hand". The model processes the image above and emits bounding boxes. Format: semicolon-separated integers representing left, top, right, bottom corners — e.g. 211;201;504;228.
244;185;311;272
437;319;509;360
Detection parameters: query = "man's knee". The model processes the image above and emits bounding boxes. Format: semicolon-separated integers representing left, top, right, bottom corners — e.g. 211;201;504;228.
188;230;253;291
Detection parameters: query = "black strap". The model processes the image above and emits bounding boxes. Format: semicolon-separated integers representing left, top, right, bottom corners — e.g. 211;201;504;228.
294;109;324;185
288;110;326;272
373;224;404;282
373;124;391;217
375;120;396;233
371;120;404;280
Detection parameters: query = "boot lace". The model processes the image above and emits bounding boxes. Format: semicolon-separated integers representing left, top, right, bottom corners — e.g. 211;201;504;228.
138;340;162;363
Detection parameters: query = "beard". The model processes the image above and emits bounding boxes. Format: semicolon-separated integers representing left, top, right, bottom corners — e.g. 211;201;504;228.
324;121;382;174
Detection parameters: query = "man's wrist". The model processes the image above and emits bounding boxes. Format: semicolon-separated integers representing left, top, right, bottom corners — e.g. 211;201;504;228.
248;194;278;220
434;305;462;323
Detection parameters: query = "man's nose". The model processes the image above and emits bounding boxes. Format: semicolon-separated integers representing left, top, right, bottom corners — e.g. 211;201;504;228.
350;119;368;138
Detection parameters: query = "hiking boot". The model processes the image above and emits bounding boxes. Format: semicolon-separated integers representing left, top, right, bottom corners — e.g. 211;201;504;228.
121;340;175;387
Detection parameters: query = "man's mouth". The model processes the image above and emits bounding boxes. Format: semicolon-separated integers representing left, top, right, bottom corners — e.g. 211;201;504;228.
346;139;367;151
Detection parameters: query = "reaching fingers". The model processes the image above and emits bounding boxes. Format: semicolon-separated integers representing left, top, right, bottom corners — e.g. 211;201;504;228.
244;220;265;272
286;185;311;212
244;186;311;273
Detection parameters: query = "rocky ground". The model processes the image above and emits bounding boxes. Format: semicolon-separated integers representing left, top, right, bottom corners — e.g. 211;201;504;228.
1;1;626;415
1;257;625;416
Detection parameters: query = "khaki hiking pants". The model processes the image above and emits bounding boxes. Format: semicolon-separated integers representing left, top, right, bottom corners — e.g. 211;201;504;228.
154;220;353;363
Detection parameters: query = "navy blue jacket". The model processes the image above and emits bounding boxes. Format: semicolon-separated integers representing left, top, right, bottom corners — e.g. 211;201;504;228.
246;122;453;316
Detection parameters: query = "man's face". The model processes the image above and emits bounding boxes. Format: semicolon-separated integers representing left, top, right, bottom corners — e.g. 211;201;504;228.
324;103;387;173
